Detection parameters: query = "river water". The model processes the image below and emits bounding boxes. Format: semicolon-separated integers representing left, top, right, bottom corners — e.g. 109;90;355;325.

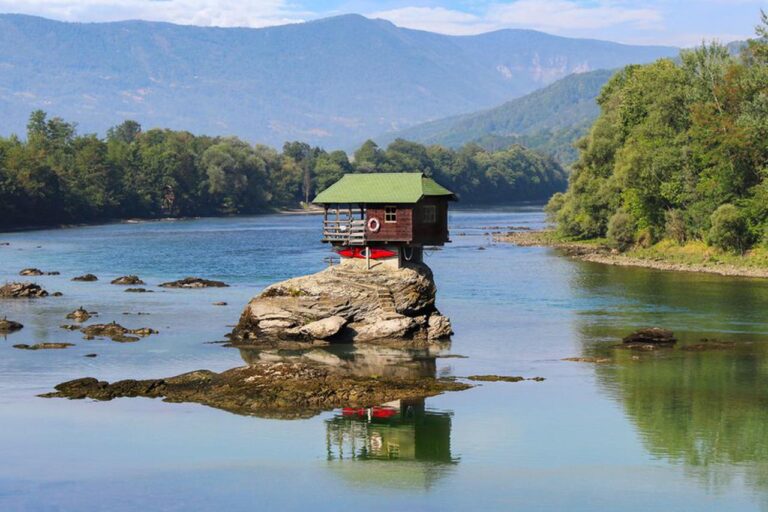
2;208;768;511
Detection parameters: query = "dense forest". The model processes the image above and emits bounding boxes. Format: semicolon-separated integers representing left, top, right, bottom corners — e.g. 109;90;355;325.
547;14;768;254
0;112;566;229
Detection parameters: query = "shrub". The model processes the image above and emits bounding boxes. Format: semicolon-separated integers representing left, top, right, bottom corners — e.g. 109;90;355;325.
664;209;687;245
545;192;566;222
708;204;752;254
607;211;635;251
636;227;655;248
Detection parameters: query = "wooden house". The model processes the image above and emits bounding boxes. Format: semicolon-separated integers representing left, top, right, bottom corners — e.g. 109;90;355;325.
313;173;456;267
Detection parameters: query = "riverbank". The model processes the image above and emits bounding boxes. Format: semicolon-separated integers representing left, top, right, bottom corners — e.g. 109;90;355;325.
495;230;768;279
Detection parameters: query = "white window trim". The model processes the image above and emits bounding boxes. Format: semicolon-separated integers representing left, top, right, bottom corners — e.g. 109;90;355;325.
384;206;397;223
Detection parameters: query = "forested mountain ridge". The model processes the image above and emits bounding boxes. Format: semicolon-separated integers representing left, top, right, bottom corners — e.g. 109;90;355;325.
0;14;677;148
377;69;615;164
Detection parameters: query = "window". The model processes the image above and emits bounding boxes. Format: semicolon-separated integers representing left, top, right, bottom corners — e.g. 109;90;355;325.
385;207;397;223
422;205;437;223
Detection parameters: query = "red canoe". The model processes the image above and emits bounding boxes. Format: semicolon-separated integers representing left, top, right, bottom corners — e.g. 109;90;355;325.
342;406;399;419
337;247;397;259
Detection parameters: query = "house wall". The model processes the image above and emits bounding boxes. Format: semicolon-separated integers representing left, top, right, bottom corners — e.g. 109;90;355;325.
365;205;413;243
412;197;449;245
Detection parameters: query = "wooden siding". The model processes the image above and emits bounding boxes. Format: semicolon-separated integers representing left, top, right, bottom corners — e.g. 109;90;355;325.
364;197;450;245
366;205;413;242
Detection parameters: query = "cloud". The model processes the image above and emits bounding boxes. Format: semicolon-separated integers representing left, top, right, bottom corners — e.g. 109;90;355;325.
370;1;663;37
0;0;309;27
367;6;495;35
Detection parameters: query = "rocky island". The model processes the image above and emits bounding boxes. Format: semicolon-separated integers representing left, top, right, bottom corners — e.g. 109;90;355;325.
229;262;452;346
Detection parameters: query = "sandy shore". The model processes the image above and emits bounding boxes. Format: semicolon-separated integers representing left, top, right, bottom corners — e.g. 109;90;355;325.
494;230;768;279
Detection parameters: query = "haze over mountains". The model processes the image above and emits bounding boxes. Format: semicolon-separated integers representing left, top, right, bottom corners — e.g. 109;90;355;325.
0;13;678;148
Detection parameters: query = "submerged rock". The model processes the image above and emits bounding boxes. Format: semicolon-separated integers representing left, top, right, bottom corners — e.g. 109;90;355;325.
159;277;229;288
0;282;48;298
72;274;98;282
14;343;74;350
19;268;43;276
623;328;677;345
0;317;24;334
80;322;157;341
111;275;145;285
66;307;94;322
125;288;153;293
230;263;451;346
563;357;612;363
212;301;228;306
467;375;546;383
41;362;470;418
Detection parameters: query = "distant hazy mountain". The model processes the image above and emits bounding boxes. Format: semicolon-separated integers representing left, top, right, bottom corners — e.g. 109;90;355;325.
377;69;615;164
0;14;677;148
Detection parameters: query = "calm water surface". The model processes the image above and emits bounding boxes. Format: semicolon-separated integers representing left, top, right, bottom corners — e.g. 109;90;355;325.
2;208;768;511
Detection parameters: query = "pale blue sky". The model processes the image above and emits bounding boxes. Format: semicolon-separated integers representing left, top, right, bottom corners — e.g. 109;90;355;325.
2;0;766;46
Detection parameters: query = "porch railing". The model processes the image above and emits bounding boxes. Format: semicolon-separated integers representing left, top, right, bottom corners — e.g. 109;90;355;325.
322;218;366;245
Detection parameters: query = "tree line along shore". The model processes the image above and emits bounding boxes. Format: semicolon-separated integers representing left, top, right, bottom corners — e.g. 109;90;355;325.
538;14;768;273
0;111;565;230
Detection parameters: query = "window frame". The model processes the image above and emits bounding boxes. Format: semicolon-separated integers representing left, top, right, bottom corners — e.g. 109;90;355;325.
384;206;397;223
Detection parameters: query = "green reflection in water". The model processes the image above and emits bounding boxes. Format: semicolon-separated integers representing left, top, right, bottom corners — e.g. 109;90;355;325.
571;261;768;500
325;398;456;490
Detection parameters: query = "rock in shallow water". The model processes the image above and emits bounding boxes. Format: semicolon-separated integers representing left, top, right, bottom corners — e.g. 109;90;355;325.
14;343;74;350
0;282;48;298
80;322;157;341
111;275;145;285
623;328;676;345
230;263;452;346
0;318;24;333
41;362;470;418
159;277;229;288
72;274;98;282
66;307;94;322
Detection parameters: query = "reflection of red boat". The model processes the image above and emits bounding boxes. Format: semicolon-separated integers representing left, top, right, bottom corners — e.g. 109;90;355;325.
337;247;397;260
342;406;399;419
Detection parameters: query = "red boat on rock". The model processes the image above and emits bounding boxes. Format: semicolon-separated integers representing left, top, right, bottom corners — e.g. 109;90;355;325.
336;247;397;260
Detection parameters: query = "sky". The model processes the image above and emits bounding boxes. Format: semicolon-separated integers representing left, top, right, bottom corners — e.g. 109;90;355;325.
1;0;766;46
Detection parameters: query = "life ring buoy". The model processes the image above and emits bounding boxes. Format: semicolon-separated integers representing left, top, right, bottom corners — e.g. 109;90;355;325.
367;217;381;232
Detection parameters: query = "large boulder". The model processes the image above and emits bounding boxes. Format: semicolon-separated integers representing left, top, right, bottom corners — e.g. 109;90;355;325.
230;263;451;345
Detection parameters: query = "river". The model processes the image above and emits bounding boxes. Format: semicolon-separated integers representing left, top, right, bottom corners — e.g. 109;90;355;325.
2;208;768;511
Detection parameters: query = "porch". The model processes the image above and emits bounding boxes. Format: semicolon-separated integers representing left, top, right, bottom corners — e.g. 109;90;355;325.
322;206;366;245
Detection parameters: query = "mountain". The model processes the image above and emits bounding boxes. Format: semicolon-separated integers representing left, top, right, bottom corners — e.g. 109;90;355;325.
376;69;616;164
0;14;677;148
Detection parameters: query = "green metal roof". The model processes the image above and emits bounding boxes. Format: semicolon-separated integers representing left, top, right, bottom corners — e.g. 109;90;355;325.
313;173;455;204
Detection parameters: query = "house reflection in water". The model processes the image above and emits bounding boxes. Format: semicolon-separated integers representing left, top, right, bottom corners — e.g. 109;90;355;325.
325;397;454;463
238;343;459;488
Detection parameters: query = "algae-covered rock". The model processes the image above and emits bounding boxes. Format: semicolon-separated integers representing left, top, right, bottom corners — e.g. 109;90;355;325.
72;274;98;282
0;317;24;333
42;362;470;418
14;343;74;350
159;277;229;288
80;322;157;341
66;307;94;322
111;275;145;285
623;328;676;345
230;263;451;345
